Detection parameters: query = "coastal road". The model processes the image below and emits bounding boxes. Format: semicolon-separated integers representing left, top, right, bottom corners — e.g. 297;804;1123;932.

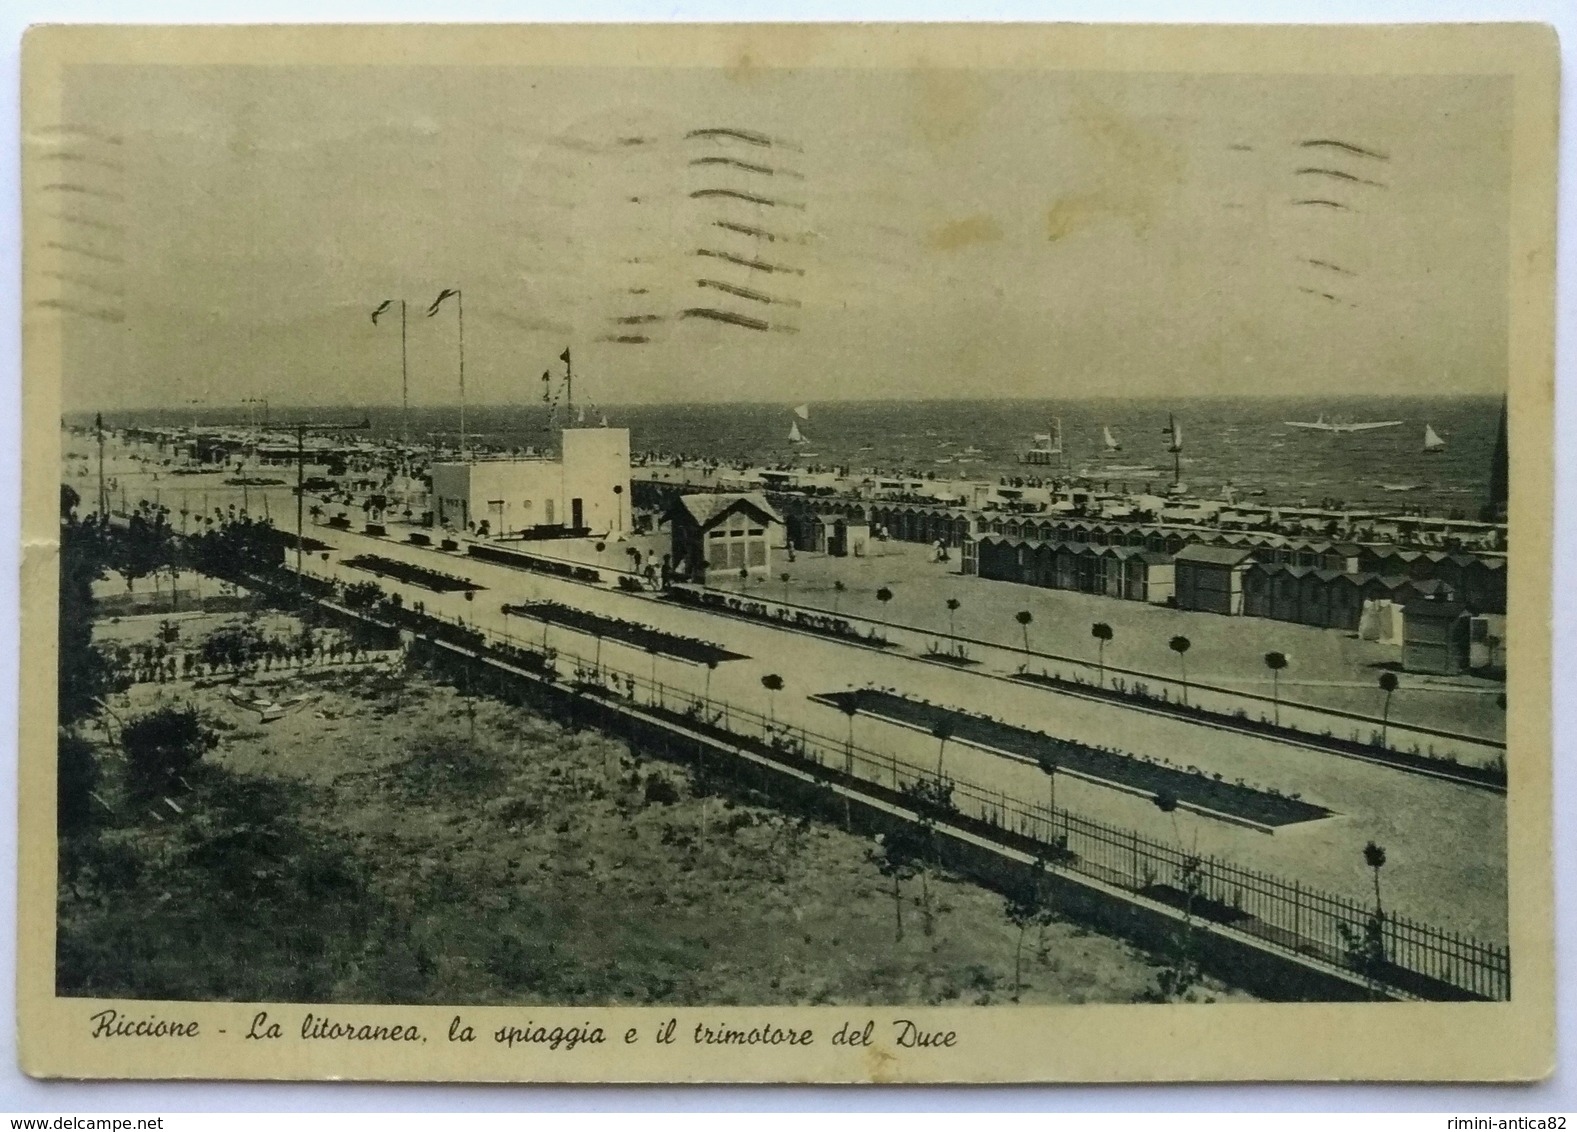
292;523;1508;945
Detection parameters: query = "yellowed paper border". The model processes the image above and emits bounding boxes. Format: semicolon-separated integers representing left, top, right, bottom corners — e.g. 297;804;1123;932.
16;21;1558;1083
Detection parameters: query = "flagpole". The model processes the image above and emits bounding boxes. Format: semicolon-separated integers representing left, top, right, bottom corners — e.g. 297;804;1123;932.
400;299;409;451
457;290;466;461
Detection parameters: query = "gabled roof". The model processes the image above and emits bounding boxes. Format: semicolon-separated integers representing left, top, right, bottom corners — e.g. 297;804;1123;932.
1405;597;1469;620
1174;544;1256;567
670;492;783;530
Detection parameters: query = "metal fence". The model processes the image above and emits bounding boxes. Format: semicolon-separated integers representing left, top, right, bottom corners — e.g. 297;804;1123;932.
417;607;1511;1004
279;577;1510;1005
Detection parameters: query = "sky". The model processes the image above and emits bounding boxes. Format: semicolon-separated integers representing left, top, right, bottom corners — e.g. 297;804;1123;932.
40;60;1512;410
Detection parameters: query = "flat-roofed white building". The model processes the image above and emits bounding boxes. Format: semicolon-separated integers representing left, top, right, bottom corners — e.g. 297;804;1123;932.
431;426;631;537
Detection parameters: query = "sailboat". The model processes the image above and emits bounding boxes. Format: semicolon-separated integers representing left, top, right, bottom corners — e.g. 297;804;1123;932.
1423;424;1446;453
1164;413;1186;494
793;404;810;421
1103;425;1122;453
788;420;809;444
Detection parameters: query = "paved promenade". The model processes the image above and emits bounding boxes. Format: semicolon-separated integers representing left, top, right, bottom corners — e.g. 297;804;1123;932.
292;522;1508;944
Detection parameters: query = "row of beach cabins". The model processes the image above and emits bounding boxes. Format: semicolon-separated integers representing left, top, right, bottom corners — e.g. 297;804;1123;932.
766;495;1507;628
972;536;1502;627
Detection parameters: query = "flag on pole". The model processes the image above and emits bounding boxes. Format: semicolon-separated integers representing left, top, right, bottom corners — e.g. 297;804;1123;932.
427;288;460;317
542;371;552;402
560;347;571;365
370;299;394;325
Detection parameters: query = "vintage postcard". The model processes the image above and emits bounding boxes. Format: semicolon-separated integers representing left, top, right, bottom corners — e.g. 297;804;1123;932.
16;22;1558;1083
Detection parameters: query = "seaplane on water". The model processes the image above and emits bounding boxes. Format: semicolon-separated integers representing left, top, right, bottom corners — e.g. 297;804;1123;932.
1284;413;1403;433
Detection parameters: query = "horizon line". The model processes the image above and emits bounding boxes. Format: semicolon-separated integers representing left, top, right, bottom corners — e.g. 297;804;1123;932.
63;390;1506;417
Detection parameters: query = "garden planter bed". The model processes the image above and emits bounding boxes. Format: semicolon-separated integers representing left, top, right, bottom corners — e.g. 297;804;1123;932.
811;689;1332;829
922;647;981;668
468;542;602;584
1009;670;1505;790
502;601;747;666
664;587;896;649
343;554;479;593
279;533;332;553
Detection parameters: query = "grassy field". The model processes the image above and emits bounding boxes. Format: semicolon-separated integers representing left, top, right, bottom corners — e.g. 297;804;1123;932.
58;633;1250;1007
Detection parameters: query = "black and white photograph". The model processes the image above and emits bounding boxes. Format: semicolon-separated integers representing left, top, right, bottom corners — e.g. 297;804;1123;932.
17;21;1558;1084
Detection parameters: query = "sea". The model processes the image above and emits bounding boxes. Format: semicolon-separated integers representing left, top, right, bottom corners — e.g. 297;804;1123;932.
89;394;1503;518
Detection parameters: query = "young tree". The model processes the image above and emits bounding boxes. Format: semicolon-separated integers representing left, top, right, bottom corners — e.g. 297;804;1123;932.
875;586;894;617
839;694;860;775
832;579;846;616
944;597;961;638
1364;840;1387;916
1264;651;1289;726
1377;671;1399;748
1004;859;1049;1002
874;827;924;943
1090;622;1114;687
1168;635;1192;705
780;571;792;605
900;777;955;937
1015;610;1034;655
1036;753;1059;839
932;718;954;780
760;672;785;726
1150;789;1202;1001
1340;841;1391;998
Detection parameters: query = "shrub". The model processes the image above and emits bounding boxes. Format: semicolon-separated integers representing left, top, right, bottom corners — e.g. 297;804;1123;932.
121;705;216;799
643;773;680;806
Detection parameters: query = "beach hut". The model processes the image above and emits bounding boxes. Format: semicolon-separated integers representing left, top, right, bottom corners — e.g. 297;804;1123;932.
1174;545;1256;615
827;516;870;557
1100;546;1131;598
1055;543;1081;591
1075;544;1102;593
1403;597;1472;675
1326;543;1365;573
1030;541;1058;588
1299;569;1341;628
1126;551;1175;604
975;536;1016;583
1326;573;1367;631
1270;565;1309;622
1242;562;1276;619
